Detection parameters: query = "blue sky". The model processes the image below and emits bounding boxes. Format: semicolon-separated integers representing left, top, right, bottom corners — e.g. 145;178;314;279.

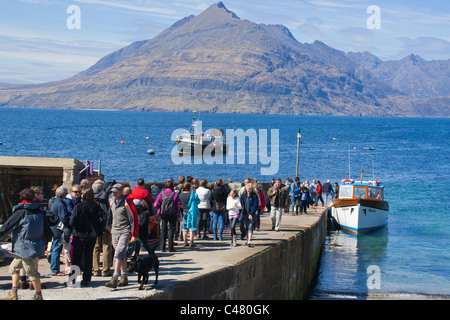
1;0;449;83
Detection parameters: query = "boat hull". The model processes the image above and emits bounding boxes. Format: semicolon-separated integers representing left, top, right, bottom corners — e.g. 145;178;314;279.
331;198;388;235
176;141;228;154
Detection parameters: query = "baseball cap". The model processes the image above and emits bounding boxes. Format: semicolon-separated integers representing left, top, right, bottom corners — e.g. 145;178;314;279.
111;183;123;192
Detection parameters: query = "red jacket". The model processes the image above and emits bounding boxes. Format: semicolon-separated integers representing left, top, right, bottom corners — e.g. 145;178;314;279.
257;189;266;212
317;184;322;195
132;186;155;204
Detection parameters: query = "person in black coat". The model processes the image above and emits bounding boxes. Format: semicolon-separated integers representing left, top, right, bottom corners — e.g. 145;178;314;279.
92;179;114;277
69;188;102;286
299;184;310;214
131;199;153;260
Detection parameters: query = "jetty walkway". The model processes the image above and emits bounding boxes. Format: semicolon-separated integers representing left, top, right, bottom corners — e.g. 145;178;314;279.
0;208;326;300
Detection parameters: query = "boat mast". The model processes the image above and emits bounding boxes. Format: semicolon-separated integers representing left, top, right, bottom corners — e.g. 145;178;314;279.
348;144;351;180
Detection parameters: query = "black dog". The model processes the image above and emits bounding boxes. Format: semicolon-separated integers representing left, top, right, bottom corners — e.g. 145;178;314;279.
128;253;159;290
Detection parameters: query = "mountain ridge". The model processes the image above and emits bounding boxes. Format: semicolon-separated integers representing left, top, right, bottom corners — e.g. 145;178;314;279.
0;2;449;117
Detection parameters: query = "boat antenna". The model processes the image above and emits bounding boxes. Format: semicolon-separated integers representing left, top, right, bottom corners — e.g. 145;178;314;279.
360;168;364;183
348;144;351;180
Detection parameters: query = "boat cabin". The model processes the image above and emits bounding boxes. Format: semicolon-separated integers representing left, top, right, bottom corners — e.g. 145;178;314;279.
338;180;384;201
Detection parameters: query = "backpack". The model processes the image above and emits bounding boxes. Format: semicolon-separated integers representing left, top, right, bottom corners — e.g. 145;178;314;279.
160;189;177;218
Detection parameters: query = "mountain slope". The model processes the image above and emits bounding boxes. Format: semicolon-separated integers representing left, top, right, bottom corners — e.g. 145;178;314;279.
0;2;448;117
347;51;450;98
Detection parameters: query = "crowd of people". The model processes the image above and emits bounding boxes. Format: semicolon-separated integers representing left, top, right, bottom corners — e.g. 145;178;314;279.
0;175;338;300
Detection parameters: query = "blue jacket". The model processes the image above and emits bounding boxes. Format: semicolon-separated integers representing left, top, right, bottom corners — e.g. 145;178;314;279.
186;191;200;231
65;194;80;214
293;183;301;198
240;191;259;218
323;182;334;193
300;187;310;201
50;197;69;238
0;201;47;259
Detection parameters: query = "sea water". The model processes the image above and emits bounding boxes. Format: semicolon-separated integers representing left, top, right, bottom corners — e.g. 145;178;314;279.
0;108;449;297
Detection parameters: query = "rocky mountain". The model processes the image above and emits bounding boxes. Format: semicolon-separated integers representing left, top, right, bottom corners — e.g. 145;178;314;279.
346;51;450;98
0;2;449;117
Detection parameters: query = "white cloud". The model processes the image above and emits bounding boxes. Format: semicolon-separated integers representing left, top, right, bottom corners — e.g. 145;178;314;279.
397;37;450;61
72;0;179;18
0;31;121;83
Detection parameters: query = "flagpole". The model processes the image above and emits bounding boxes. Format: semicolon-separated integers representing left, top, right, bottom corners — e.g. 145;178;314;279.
296;128;301;178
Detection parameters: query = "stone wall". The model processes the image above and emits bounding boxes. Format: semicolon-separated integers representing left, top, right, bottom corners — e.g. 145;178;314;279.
147;210;327;300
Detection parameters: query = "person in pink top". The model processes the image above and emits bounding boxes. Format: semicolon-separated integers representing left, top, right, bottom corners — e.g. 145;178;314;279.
154;179;182;252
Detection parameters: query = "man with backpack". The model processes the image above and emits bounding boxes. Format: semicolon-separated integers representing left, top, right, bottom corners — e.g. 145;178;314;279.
0;188;51;300
154;179;182;252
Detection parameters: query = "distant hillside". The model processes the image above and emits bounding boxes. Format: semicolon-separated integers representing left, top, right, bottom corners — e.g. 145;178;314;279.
346;51;450;98
0;2;449;117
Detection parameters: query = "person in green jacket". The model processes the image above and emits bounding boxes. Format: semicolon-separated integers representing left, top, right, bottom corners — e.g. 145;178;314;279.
267;179;290;232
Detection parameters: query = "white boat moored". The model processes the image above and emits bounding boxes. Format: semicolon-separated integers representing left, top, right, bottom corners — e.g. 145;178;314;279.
330;179;389;235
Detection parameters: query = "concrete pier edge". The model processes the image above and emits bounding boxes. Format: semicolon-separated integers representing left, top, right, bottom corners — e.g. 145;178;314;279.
147;209;327;300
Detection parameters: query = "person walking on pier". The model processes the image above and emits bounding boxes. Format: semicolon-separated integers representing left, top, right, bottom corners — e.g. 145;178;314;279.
184;182;200;247
179;182;193;247
131;199;153;259
62;184;81;274
154;179;182;252
266;178;275;213
132;178;155;206
309;180;318;207
174;176;185;240
50;186;69;276
17;186;56;290
299;184;310;214
323;180;334;206
0;188;51;300
196;179;212;240
316;181;324;207
267;179;290;232
238;178;256;240
240;184;259;247
227;190;241;247
69;188;102;286
293;177;301;215
92;179;113;277
211;179;228;241
255;183;265;231
334;182;340;199
105;183;139;288
65;184;81;214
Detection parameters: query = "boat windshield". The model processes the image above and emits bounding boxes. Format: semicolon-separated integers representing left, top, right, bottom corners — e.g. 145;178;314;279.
354;187;367;199
339;185;353;198
368;187;382;200
338;183;384;200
